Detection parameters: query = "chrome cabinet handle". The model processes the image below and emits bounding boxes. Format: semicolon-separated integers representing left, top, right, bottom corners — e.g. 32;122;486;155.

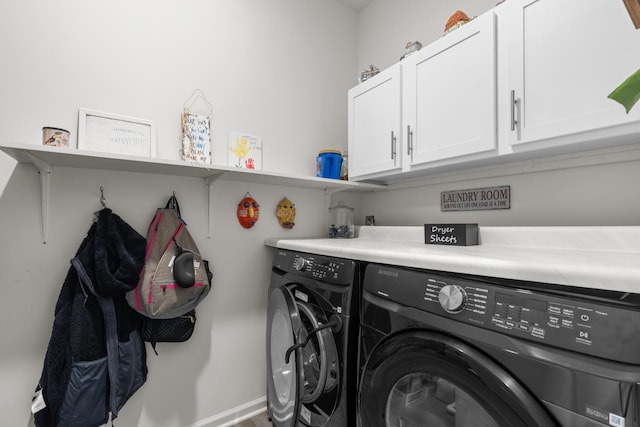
511;90;518;131
407;125;413;156
391;131;396;159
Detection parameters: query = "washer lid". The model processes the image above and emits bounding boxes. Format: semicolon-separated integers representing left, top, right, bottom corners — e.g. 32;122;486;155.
267;286;302;427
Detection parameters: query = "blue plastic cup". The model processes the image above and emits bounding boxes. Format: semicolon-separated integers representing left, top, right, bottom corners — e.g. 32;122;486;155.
316;150;343;179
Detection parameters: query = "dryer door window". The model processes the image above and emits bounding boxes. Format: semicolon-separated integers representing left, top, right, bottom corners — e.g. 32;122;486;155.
296;302;339;405
359;331;557;427
385;373;497;426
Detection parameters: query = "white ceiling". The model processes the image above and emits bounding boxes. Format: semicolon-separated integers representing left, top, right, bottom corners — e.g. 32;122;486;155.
336;0;372;12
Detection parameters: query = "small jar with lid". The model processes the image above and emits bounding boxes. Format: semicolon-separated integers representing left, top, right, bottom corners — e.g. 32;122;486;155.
340;150;348;180
328;201;354;238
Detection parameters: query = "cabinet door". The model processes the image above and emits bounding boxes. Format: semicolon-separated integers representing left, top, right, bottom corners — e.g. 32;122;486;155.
403;12;497;167
507;0;640;148
348;64;402;180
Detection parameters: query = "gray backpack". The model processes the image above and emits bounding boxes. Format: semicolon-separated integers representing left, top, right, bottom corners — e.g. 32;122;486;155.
127;195;211;319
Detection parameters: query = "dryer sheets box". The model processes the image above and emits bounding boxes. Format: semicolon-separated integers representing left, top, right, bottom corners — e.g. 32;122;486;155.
424;224;479;246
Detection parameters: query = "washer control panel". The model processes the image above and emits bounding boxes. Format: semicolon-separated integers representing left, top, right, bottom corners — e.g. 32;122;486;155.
273;250;355;286
364;264;640;364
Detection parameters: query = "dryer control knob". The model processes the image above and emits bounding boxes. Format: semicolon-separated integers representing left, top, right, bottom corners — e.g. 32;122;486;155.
438;284;467;314
293;256;308;272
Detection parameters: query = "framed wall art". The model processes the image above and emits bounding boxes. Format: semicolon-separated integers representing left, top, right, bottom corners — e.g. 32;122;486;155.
228;131;262;170
78;108;157;157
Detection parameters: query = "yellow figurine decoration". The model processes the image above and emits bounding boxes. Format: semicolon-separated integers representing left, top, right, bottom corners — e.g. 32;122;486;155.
276;197;296;229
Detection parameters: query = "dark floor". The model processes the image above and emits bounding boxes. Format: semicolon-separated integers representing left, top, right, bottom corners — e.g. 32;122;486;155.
230;411;271;427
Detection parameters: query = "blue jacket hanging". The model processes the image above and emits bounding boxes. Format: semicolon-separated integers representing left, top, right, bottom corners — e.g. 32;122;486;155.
34;208;148;427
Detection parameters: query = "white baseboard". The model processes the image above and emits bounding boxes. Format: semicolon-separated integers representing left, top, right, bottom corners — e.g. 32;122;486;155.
189;397;267;427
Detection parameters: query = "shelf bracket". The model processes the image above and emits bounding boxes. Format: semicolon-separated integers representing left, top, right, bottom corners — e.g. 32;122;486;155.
23;151;52;244
205;174;224;238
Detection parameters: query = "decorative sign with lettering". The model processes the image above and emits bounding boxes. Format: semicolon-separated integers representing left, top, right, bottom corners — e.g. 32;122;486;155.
424;224;479;246
181;112;211;164
441;186;510;211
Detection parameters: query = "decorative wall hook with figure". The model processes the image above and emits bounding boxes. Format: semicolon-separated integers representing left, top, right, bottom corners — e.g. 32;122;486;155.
276;197;295;229
237;192;259;229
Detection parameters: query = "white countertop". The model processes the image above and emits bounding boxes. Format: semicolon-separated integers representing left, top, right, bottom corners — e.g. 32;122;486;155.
265;226;640;293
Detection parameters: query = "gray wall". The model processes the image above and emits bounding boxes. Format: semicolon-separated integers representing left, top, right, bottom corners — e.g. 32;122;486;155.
0;1;356;426
1;1;638;426
356;0;497;73
353;146;640;226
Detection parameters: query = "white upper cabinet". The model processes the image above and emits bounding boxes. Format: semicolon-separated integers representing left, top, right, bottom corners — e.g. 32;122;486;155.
505;0;640;150
403;12;497;169
348;0;640;184
348;63;402;180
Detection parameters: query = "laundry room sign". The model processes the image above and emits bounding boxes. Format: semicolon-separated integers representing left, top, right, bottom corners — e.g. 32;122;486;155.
441;186;511;211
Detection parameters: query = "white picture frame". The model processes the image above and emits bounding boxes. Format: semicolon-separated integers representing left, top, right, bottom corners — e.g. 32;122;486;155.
78;108;157;157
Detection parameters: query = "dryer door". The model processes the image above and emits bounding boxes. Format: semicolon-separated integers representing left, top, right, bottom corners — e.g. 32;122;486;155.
359;330;558;427
267;286;302;427
267;285;341;427
295;299;340;426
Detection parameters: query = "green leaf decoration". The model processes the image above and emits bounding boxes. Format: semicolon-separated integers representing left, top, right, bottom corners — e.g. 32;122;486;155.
608;68;640;114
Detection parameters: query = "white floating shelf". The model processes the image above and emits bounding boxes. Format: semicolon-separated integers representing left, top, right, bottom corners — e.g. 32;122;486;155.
0;142;385;242
0;141;385;190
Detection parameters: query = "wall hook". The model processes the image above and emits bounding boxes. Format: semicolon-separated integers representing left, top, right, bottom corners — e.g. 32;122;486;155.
100;186;107;208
